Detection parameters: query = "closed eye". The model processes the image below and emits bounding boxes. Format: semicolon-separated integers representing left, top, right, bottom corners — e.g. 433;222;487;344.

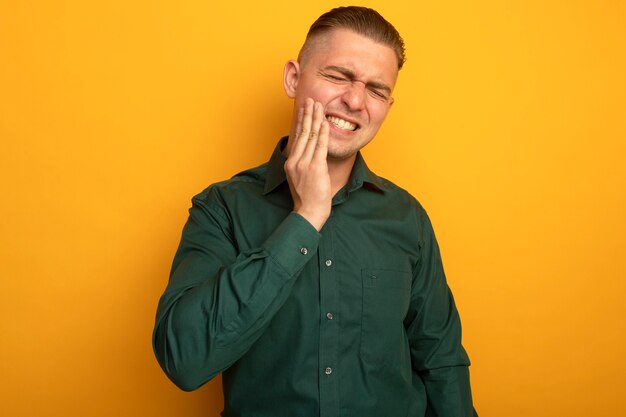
368;88;389;100
318;67;392;101
322;73;349;82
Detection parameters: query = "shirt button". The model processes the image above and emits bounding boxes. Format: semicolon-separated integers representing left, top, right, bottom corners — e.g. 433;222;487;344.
326;312;334;320
324;259;332;267
300;247;308;255
325;367;332;375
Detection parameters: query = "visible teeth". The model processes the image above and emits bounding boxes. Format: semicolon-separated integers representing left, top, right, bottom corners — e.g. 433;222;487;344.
326;115;356;131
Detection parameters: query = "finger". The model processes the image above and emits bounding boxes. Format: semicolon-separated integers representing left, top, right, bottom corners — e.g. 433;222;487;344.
312;119;329;163
291;98;314;160
294;106;304;138
301;101;324;163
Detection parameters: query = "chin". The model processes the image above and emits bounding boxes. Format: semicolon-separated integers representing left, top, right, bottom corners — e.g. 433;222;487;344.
327;137;373;161
327;146;358;161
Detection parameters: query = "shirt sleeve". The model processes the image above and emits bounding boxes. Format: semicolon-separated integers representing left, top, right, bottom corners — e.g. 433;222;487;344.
152;190;320;391
405;208;478;416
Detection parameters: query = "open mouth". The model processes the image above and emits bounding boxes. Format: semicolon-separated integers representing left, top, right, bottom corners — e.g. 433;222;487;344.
326;115;359;132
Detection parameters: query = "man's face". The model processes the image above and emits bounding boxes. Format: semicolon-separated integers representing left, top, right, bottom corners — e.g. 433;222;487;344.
285;29;399;160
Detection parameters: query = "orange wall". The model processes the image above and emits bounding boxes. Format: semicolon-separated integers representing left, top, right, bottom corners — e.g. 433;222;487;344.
1;1;625;416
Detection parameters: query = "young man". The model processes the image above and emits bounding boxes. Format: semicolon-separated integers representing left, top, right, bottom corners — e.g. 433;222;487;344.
153;6;477;417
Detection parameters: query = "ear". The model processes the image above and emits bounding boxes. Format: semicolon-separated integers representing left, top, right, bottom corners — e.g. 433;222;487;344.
283;59;300;98
388;96;395;108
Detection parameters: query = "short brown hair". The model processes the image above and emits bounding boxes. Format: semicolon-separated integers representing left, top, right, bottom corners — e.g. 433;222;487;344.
298;6;406;70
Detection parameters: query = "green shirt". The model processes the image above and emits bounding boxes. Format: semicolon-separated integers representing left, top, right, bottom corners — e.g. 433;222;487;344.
153;137;476;417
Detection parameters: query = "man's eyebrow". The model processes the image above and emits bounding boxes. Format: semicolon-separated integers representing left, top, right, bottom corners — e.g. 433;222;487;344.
322;65;392;93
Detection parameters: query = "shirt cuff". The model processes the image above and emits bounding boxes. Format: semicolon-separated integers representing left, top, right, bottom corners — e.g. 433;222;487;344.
263;211;320;277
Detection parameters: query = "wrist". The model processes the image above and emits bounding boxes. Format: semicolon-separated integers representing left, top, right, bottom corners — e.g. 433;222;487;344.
294;208;330;231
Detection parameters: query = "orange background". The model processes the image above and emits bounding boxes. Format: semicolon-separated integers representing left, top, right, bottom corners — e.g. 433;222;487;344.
1;1;625;416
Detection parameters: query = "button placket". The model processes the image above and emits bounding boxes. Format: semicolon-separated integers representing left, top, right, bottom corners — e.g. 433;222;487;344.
317;215;338;412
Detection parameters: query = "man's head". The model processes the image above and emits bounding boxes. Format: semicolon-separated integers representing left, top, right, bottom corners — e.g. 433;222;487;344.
284;7;405;161
299;6;406;71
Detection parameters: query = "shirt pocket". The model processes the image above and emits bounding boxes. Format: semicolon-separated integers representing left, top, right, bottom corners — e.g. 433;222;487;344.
360;268;412;367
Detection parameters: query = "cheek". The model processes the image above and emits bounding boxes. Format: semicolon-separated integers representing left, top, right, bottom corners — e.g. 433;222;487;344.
316;81;349;101
367;102;390;126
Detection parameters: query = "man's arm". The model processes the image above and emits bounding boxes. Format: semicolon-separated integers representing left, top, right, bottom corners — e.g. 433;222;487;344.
152;99;331;391
405;208;477;416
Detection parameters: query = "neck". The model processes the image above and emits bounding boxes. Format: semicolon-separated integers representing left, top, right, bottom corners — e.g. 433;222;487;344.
327;154;356;196
282;135;356;197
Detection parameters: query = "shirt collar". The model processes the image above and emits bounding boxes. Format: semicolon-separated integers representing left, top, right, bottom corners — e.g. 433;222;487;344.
263;136;385;195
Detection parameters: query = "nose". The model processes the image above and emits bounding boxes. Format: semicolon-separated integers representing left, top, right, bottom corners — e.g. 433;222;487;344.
341;81;366;111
